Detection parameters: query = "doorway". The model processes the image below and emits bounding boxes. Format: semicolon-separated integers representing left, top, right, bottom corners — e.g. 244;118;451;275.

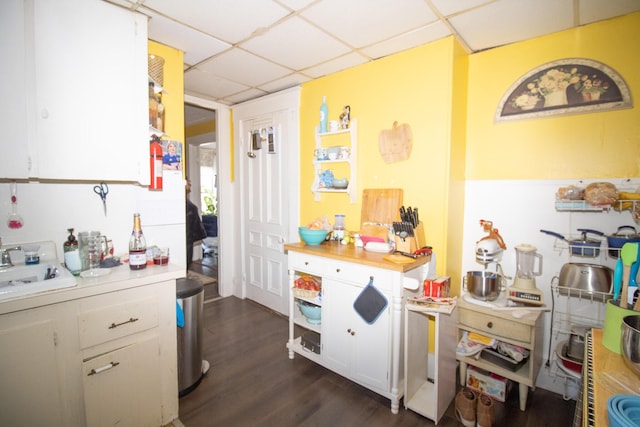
185;102;219;299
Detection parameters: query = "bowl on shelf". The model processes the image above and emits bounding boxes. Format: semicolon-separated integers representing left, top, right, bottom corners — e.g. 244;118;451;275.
299;301;321;324
299;227;328;245
331;178;349;189
622;315;640;379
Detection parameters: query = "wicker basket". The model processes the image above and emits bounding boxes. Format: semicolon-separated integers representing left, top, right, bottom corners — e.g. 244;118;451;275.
292;287;319;299
148;54;165;86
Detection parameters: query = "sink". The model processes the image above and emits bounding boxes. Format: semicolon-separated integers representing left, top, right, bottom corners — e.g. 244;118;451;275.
0;240;77;302
0;262;76;301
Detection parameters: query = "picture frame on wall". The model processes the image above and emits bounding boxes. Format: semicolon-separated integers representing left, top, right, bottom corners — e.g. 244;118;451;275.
496;58;632;122
162;140;183;171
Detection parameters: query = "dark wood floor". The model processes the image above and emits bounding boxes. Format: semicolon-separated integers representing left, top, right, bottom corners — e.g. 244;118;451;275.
180;261;576;427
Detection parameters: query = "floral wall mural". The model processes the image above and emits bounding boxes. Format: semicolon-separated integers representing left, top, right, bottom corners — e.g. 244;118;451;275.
496;58;632;122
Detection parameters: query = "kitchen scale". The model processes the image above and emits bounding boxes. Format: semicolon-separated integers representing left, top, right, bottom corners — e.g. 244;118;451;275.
507;244;545;306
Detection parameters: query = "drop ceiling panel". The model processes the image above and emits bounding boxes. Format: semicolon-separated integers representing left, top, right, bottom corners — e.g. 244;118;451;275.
258;73;310;94
579;0;640;24
197;49;292;87
142;9;230;66
429;0;497;17
361;22;452;59
449;0;575;51
142;0;290;43
241;17;352;70
301;0;438;48
184;68;249;99
303;52;369;79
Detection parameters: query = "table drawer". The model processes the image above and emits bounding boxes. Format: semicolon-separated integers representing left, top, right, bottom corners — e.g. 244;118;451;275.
459;308;532;344
78;296;159;349
324;260;393;292
288;252;325;275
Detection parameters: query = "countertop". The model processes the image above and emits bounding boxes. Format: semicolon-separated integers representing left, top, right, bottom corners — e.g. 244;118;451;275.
0;263;184;315
284;241;431;272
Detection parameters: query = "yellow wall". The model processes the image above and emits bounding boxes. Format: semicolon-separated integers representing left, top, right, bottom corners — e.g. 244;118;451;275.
466;12;640;180
301;38;467;269
148;41;185;148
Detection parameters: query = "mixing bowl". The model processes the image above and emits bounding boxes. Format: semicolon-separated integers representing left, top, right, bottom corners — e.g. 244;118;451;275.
621;315;640;378
299;301;321;324
299;227;328;245
463;270;504;301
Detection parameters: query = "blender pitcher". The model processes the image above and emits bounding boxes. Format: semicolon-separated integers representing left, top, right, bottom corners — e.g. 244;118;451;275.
514;244;542;285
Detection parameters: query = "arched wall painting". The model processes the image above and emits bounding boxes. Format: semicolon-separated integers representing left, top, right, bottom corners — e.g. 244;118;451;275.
496;58;632;122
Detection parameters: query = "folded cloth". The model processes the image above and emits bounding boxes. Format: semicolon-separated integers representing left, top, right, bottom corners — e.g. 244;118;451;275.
457;331;487;357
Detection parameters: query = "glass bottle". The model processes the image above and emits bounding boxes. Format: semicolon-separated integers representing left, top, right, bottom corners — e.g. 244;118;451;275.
149;81;158;128
63;228;82;275
129;213;147;270
319;96;328;133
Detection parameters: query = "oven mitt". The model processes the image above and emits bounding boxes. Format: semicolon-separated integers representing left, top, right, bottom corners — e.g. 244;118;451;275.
353;277;388;324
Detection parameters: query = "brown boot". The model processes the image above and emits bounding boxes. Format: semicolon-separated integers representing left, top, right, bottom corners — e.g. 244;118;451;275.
455;388;477;427
476;394;495;427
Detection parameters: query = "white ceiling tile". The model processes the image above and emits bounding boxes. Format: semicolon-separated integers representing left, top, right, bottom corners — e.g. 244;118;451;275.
361;22;453;59
197;49;291;87
224;88;270;105
184;68;249;99
303;52;369;79
142;8;230;66
140;0;290;43
301;0;438;48
579;0;640;24
429;0;497;17
276;0;317;11
450;0;574;51
241;16;351;70
258;74;310;93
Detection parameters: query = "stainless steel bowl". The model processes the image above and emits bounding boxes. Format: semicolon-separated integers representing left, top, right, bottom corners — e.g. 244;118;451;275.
622;315;640;379
464;271;504;301
557;263;612;298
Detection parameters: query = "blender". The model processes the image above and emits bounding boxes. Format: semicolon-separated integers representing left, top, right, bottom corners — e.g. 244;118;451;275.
507;244;544;305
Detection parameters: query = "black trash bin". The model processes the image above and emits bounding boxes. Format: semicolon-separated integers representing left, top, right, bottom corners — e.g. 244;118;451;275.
176;278;207;397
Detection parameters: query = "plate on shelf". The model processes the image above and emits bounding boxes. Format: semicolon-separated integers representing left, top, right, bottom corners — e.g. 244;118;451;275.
80;268;111;278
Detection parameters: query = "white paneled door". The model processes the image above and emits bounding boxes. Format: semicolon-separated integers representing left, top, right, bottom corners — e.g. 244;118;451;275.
236;90;299;315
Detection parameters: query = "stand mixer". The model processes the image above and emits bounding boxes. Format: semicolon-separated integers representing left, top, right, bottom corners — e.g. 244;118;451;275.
475;219;506;271
507;244;544;306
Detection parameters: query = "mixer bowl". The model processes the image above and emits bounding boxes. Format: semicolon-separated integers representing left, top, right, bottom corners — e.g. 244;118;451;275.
621;315;640;379
464;271;504;301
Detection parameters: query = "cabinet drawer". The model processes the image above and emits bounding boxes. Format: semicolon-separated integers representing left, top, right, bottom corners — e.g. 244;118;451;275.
324;260;393;292
289;252;325;275
78;296;158;349
459;309;531;344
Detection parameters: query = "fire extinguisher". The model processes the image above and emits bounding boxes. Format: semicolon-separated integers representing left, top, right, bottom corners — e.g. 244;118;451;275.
149;134;163;191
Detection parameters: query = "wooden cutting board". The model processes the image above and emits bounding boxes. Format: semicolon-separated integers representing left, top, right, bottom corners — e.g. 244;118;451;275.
360;188;403;239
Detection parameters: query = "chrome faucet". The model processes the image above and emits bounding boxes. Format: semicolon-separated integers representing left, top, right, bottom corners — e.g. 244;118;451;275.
0;238;21;269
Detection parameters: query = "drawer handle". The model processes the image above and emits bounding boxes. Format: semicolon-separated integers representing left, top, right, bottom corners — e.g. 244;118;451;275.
335;268;341;273
347;328;355;336
304;261;309;266
88;361;120;376
487;321;493;329
108;317;139;329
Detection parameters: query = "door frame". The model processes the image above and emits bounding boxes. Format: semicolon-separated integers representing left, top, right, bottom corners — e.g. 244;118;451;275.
184;94;234;297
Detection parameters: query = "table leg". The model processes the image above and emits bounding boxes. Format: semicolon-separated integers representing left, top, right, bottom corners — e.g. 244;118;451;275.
518;382;528;411
459;361;468;386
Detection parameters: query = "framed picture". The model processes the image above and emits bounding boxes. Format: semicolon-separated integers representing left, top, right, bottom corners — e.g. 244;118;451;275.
496;58;632;122
162;140;183;171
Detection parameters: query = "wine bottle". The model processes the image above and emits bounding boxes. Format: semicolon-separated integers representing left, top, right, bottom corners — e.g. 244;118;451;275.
129;213;147;270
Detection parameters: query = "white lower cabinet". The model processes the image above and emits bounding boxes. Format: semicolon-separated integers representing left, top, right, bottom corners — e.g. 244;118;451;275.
322;278;390;391
0;276;178;427
285;244;429;414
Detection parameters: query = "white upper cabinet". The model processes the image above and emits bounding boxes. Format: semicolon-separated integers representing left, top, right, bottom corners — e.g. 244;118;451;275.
1;0;149;182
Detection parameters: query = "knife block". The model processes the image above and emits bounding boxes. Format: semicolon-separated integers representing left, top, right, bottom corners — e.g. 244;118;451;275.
395;235;417;253
414;222;426;248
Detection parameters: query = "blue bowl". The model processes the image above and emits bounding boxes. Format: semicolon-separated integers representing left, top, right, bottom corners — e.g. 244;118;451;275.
299;301;321;324
299;227;328;245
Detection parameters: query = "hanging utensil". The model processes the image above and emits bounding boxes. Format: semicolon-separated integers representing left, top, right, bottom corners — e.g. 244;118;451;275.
93;183;109;216
7;181;23;229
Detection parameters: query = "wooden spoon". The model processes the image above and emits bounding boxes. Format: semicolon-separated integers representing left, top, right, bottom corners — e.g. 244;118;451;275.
620;242;638;309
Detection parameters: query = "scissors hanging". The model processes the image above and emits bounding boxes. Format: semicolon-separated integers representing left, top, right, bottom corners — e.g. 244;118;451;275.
93;183;109;216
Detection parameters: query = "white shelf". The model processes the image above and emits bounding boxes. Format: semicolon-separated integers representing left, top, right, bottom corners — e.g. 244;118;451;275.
311;118;357;203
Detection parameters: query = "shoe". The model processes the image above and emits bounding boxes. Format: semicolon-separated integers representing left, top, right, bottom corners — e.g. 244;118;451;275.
476;394;495;427
455;388;477;427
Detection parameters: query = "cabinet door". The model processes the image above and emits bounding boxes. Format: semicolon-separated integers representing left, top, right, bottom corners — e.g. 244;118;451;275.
0;0;30;178
32;0;148;182
0;319;65;426
83;335;162;427
322;279;390;391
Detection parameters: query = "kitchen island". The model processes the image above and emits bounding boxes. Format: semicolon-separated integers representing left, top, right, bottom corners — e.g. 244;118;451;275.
0;263;184;427
284;241;431;413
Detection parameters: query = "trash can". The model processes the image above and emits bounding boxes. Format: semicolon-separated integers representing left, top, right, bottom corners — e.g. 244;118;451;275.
176;278;206;397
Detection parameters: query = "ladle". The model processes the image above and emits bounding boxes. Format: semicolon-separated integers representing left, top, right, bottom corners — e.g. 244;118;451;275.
7;181;24;229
